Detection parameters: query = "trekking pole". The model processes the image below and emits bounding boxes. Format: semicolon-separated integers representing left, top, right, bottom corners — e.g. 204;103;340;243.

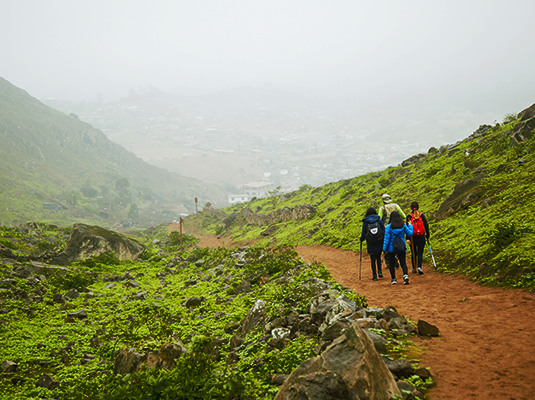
427;238;437;270
409;239;416;272
359;241;362;280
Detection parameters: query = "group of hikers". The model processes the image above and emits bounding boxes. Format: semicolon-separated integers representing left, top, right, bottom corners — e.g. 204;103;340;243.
360;194;430;285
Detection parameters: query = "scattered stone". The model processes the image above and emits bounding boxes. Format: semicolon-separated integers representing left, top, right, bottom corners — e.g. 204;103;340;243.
35;373;60;390
1;360;17;373
67;310;87;319
418;319;440;336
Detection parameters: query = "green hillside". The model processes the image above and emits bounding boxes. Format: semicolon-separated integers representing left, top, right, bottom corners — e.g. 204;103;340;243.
188;103;535;290
0;78;226;227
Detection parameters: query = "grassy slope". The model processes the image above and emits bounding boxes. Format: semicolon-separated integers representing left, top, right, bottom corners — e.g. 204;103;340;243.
189;118;535;290
0;77;224;226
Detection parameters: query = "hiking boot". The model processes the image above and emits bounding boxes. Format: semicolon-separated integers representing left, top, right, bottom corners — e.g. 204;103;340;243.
378;272;383;278
411;268;416;274
418;267;424;275
372;277;378;281
391;279;397;285
403;275;410;285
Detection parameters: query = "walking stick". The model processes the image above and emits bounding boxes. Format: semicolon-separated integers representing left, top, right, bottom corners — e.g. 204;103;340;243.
427;238;437;270
409;238;416;273
359;241;362;280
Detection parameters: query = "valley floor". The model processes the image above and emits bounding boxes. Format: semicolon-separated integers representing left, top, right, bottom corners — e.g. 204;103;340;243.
196;234;535;400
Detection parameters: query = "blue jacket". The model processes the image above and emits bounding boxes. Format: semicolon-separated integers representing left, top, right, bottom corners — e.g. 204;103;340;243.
383;224;413;253
360;214;385;254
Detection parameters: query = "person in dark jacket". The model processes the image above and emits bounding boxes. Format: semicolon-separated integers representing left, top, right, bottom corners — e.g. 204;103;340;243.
406;201;430;275
383;211;413;285
360;207;385;281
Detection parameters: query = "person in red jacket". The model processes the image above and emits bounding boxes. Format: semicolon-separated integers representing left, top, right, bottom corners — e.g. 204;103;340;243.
406;201;430;275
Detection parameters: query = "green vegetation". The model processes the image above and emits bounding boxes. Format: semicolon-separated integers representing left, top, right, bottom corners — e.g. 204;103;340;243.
0;223;377;399
191;118;535;290
0;77;225;228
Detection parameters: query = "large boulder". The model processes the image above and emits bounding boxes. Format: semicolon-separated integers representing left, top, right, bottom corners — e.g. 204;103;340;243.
64;223;145;261
275;324;401;400
113;343;187;375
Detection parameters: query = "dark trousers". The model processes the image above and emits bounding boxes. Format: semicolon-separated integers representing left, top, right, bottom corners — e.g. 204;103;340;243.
388;252;408;280
370;252;382;278
412;236;426;268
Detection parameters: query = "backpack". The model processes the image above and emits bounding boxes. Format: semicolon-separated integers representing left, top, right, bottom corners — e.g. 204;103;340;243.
392;231;406;253
410;211;425;237
366;221;384;243
381;204;397;225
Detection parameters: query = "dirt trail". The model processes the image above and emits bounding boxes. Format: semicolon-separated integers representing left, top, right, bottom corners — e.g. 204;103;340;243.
196;235;535;400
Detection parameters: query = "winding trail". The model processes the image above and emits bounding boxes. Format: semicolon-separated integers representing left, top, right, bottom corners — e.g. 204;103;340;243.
196;234;535;400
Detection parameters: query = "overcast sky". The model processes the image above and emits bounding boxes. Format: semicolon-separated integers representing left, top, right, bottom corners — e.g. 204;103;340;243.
1;0;534;110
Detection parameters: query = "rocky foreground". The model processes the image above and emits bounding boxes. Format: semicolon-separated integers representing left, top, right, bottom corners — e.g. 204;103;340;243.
1;222;437;399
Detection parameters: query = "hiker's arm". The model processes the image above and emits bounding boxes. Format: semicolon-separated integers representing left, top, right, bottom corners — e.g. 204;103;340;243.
383;227;390;252
405;224;413;238
378;206;384;219
422;213;430;239
360;222;366;243
396;204;406;220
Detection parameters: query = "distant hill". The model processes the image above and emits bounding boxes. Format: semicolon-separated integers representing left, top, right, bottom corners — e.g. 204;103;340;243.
0;77;227;227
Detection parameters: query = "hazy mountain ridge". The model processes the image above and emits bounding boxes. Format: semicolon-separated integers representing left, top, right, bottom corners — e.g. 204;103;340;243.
0;78;226;226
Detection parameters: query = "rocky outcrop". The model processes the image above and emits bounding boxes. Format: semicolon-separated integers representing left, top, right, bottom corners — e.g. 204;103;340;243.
238;204;316;226
113;343;188;375
274;324;401;400
434;174;489;221
511;102;535;143
64;223;145;261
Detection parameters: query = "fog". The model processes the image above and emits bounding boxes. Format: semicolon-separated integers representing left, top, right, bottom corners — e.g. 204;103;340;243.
2;0;535;197
2;0;534;103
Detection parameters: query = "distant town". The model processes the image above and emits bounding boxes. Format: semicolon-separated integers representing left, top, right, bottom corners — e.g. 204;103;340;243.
45;87;478;207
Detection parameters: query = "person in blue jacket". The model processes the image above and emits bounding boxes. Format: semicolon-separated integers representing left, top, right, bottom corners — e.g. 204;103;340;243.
383;211;413;285
360;207;385;281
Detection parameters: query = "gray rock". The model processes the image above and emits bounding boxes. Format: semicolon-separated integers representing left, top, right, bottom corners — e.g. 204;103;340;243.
275;325;400;399
418;319;440;336
234;280;251;294
67;310;87;319
35;373;60;390
64;223;145;262
64;289;80;300
1;360;17;373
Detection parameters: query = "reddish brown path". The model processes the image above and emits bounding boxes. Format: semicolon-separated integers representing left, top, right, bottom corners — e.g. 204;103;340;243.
196;235;535;400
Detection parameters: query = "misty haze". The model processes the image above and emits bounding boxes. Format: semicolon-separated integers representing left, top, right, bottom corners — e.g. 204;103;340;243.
2;1;535;207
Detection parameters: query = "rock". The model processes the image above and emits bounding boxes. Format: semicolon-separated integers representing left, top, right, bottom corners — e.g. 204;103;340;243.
1;360;17;373
90;334;102;347
64;223;146;261
397;380;425;400
383;357;415;379
275;325;400;399
418;320;440;336
434;174;489;221
271;374;289;386
64;289;80;300
185;296;205;308
53;293;65;303
113;348;143;374
123;280;140;289
67;310;87;319
234;280;251;294
236;300;267;337
321;320;350;342
35;373;60;390
272;327;291;340
104;283;116;289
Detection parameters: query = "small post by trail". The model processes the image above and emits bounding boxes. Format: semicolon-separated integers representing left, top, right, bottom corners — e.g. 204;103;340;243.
195;197;198;214
179;217;184;250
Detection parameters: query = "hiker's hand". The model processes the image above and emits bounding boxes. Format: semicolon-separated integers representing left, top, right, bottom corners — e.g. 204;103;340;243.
406;240;411;245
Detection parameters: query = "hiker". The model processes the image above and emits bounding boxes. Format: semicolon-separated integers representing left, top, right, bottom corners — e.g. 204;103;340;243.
378;194;406;270
383;211;413;285
406;201;430;275
360;207;385;281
